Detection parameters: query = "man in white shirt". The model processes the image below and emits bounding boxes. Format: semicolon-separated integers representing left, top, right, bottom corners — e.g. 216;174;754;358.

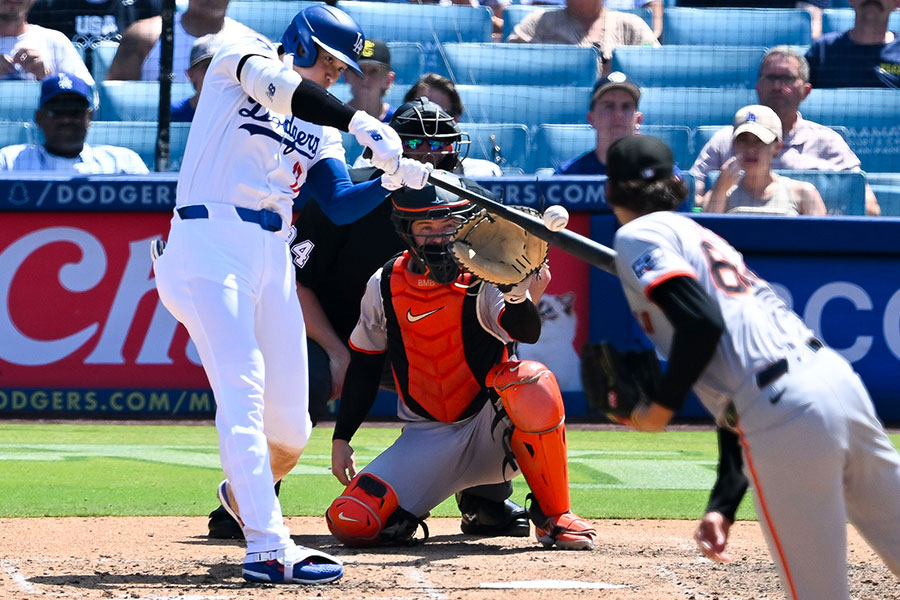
0;0;92;82
0;71;148;173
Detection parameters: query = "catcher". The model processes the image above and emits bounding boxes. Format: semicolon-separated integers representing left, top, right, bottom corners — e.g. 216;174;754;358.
327;173;597;550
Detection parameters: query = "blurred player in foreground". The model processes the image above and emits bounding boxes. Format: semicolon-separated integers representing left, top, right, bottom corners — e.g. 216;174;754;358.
152;5;431;586
601;134;900;600
327;176;597;551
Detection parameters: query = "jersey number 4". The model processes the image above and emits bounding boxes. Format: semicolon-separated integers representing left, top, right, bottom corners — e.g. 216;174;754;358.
291;240;314;269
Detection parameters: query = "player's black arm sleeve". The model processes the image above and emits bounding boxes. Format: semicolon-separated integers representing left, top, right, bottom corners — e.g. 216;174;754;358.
291;78;357;131
706;427;749;522
499;301;542;344
332;349;387;442
647;275;725;412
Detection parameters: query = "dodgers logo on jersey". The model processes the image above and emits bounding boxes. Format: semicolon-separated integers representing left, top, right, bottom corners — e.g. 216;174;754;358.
238;102;321;159
631;246;663;279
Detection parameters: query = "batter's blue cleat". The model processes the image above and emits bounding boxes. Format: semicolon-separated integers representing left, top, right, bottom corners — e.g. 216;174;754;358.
242;544;344;584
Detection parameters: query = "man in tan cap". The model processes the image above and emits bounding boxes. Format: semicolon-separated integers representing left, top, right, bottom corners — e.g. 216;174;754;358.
701;104;826;215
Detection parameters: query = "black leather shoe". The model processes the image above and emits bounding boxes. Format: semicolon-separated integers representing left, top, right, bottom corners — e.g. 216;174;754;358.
457;494;530;537
207;504;244;540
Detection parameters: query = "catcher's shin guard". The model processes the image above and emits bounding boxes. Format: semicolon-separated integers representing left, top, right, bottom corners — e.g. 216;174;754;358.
487;360;570;518
326;473;429;547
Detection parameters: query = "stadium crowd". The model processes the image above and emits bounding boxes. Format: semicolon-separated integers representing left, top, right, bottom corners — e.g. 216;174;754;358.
1;0;896;213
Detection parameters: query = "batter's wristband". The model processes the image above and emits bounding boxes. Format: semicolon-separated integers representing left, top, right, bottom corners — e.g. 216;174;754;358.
291;79;356;131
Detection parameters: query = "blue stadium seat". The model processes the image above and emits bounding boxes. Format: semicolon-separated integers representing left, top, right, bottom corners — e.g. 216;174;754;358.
639;87;756;129
457;85;592;126
86;121;156;168
800;89;900;173
822;8;900;35
386;42;426;86
336;1;492;43
609;46;767;88
501;5;653;41
168;122;193;171
98;82;195;121
226;1;324;43
90;40;119;83
866;173;900;216
0;121;36;148
662;8;812;46
460;123;530;172
438;43;599;86
532;124;693;173
1;81;41;122
706;169;866;216
85;121;191;170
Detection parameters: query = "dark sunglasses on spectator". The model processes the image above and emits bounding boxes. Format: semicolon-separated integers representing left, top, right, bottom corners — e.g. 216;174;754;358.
404;138;450;151
43;103;90;118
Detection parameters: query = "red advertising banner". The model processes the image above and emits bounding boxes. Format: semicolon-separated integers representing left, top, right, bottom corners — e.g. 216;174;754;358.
0;209;592;414
0;212;207;389
515;213;591;391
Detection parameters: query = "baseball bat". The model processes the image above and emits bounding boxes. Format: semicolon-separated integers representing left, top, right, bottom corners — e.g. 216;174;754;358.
427;173;618;276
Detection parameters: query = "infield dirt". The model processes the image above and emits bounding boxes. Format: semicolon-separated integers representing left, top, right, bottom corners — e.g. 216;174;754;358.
1;516;897;600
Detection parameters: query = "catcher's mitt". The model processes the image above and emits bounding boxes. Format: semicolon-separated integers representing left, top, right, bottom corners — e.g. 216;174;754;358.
580;341;662;423
449;207;549;286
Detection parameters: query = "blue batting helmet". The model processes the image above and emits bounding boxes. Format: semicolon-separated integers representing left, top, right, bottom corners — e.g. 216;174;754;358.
281;5;365;76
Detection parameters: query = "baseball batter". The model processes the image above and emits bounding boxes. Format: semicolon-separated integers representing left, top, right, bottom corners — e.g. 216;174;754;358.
325;176;597;551
152;5;431;585
604;135;900;599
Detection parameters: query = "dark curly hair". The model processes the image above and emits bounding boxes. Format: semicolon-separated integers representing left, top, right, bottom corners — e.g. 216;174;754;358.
605;175;689;214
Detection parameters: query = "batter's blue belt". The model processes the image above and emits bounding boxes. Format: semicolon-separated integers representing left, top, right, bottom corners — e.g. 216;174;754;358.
755;338;823;389
176;204;282;232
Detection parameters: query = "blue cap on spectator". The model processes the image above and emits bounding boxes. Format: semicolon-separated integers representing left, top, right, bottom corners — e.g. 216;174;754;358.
39;72;92;108
590;71;641;108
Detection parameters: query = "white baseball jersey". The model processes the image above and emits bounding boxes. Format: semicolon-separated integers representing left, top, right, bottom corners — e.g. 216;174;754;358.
0;25;94;84
0;142;148;173
176;35;345;232
613;211;814;422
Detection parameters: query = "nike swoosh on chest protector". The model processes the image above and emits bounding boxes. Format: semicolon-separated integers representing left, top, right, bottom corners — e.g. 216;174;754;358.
406;307;444;322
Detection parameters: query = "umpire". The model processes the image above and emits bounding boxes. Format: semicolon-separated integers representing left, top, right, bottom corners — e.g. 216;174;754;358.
208;101;529;540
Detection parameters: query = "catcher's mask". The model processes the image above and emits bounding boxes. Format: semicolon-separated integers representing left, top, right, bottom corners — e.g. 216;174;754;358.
391;174;481;284
390;98;470;171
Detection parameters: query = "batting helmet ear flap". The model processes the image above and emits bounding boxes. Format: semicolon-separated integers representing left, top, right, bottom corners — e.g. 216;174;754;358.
280;5;365;76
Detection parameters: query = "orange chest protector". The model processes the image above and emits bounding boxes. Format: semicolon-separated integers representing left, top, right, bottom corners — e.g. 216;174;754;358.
383;254;495;422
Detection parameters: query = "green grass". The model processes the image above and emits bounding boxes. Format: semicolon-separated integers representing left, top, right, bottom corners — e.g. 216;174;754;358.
2;423;895;521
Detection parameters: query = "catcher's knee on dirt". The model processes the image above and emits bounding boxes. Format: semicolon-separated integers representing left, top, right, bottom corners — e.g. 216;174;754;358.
487;360;571;518
326;473;428;547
